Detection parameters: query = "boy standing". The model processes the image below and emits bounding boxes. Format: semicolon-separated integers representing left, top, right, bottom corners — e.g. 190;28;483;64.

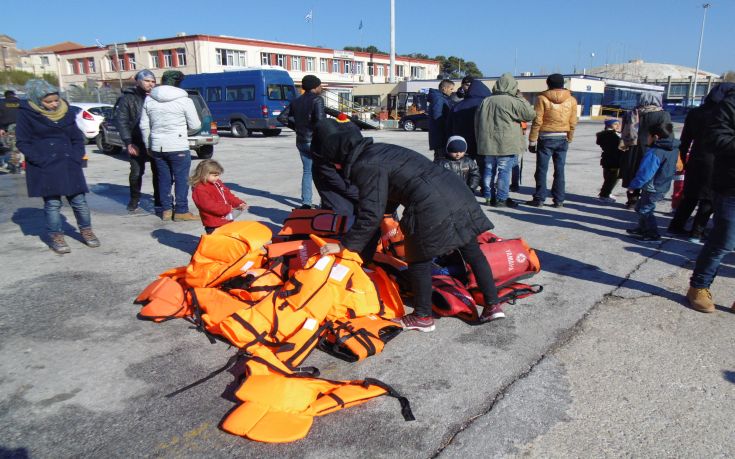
437;136;481;193
625;123;678;242
596;118;623;202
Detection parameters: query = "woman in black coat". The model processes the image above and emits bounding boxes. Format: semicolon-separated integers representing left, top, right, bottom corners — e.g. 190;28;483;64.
15;80;100;254
313;118;502;331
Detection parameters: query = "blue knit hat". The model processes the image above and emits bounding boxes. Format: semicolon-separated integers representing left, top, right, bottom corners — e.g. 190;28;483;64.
446;135;468;153
604;118;620;128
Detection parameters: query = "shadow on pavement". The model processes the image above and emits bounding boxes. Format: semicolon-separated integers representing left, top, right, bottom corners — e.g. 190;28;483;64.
723;371;735;384
0;446;30;458
226;183;300;213
11;207;83;244
151;228;200;255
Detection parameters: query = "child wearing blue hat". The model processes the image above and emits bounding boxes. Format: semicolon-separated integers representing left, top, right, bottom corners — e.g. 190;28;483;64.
596;118;623;203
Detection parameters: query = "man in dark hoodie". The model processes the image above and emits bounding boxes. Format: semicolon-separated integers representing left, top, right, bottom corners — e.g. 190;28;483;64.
427;79;455;162
527;73;578;208
447;79;491;164
114;69;160;213
687;83;735;314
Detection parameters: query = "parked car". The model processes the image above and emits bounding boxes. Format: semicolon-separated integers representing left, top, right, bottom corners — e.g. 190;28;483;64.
399;113;429;131
96;90;219;159
71;103;113;142
179;69;296;138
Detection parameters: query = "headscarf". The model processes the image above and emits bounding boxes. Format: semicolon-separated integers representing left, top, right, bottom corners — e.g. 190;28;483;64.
135;69;155;81
637;91;663;109
25;79;68;122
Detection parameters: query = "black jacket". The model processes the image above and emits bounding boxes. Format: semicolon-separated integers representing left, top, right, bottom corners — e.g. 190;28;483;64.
114;86;147;147
427;88;454;150
277;92;325;144
335;140;492;263
447;81;491;158
596;129;623;169
436;156;481;190
710;85;735;195
312;158;359;216
0;96;21;129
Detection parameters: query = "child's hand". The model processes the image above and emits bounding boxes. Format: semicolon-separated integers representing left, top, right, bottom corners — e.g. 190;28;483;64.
237;203;248;211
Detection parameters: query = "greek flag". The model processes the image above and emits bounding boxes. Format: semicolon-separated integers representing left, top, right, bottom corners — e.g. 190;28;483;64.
358;20;363;30
305;10;313;23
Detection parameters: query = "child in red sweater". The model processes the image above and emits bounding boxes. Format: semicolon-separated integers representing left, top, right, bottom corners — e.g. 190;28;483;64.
190;160;248;234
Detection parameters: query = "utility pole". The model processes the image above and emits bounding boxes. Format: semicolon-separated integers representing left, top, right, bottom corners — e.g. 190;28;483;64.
690;3;711;107
113;42;123;90
389;0;395;83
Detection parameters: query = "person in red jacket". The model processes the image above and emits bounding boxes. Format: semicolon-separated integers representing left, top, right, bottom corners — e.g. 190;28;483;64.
190;160;248;234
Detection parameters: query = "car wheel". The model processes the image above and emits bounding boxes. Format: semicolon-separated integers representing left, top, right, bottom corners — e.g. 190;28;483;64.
196;145;214;159
403;120;416;131
230;121;250;138
262;129;282;137
95;133;121;155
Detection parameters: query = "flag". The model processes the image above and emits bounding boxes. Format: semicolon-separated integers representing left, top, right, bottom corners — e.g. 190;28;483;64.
305;10;313;23
358;20;363;30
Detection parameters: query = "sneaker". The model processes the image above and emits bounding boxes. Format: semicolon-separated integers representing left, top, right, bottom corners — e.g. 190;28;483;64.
667;226;688;237
626;227;644;236
597;196;616;203
686;287;715;313
493;200;507;208
525;199;543;207
485;197;496;207
392;313;435;332
299;204;317;210
509;185;520;192
479;304;506;322
505;198;519;208
80;228;101;248
126;198;139;212
552;201;564;208
161;210;173;221
49;233;70;254
633;233;662;243
174;212;200;222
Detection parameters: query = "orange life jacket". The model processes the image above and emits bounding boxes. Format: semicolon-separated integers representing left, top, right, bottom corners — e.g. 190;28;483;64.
379;214;406;258
135;267;191;322
318;315;403;362
275;208;350;240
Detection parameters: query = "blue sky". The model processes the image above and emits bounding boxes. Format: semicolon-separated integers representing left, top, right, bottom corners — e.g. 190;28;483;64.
7;0;734;76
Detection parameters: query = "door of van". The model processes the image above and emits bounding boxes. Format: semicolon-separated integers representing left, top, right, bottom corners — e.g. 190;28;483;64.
203;86;230;128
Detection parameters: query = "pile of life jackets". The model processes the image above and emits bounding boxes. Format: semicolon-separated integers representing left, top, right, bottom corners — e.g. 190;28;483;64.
135;209;542;443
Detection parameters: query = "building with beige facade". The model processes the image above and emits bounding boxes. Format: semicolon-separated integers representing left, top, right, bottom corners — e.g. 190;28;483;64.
17;42;83;77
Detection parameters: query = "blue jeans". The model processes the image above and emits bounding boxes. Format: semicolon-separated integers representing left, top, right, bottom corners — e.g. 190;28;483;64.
634;190;664;236
482;155;515;202
533;137;569;203
296;143;313;206
151;150;191;213
511;155;521;187
43;193;91;234
690;194;735;289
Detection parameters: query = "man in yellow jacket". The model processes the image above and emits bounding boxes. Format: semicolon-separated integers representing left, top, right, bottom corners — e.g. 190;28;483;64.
526;74;578;208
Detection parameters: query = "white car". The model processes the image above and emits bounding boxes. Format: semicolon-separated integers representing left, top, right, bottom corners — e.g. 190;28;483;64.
71;103;113;142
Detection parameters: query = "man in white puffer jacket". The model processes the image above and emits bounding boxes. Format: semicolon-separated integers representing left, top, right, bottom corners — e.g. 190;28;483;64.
140;82;201;221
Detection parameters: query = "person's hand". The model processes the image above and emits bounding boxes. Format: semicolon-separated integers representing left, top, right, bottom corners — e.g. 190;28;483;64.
237;203;248;211
528;142;537;153
319;242;341;256
127;144;139;157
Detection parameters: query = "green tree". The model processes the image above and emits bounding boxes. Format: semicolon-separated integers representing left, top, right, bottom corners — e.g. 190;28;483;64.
437;55;483;79
0;70;58;87
344;45;389;54
724;71;735;82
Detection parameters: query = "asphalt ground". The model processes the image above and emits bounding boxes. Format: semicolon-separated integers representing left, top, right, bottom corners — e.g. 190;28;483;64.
0;122;733;458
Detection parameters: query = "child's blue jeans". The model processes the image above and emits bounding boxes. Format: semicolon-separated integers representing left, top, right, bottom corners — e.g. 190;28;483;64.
635;190;664;236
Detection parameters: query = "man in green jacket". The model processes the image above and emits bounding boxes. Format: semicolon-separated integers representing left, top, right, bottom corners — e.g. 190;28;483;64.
474;73;537;207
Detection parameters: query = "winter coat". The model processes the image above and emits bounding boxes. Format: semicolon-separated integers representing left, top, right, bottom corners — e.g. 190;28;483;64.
140;85;201;152
15;101;88;198
436;155;481;190
474;73;536;157
596;129;623;169
427;88;454;150
114;86;147;147
0;95;21;129
312;157;359;216
620;108;671;188
327;139;493;263
529;89;578;142
709;85;735;196
192;180;244;228
447;81;491;158
628;137;679;194
277;92;325;145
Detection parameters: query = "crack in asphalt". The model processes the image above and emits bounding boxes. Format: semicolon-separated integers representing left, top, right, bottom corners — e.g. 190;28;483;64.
431;239;683;457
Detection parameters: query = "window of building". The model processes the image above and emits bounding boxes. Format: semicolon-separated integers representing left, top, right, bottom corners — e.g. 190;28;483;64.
354;95;380;107
40;56;50;66
306;57;315;72
410;66;424;79
150;52;160;68
162;50;173;68
291;56;301;71
344;61;352;74
217;48;247;67
274;54;283;67
378;65;384;77
395;65;405;77
332;59;339;73
177;48;187;67
68;59;77;74
355;62;363;75
206;87;222;102
226;85;255;101
320;58;328;72
87;57;96;73
367;62;374;76
118;55;126;71
261;52;269;65
128;53;137;70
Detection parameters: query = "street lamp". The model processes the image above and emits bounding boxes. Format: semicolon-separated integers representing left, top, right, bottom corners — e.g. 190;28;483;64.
691;3;711;107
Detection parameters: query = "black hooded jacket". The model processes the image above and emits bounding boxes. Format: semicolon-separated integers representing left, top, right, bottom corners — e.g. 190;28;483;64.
277;92;325;144
446;81;491;158
709;84;735;195
114;86;148;147
312;119;493;263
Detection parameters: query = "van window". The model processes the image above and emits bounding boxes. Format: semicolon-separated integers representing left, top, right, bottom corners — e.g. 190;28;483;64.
206;87;222;102
283;85;296;101
226;85;255;101
267;84;283;100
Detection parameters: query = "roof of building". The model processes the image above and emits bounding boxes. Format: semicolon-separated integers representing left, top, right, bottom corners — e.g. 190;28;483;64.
0;34;17;43
588;60;719;82
29;41;84;54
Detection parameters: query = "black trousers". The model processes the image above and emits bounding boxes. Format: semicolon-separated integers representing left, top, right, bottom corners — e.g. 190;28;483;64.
599;167;620;197
670;195;713;233
408;239;499;317
129;145;161;207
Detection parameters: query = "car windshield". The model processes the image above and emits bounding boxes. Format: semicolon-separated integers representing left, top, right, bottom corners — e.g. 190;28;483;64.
186;91;212;118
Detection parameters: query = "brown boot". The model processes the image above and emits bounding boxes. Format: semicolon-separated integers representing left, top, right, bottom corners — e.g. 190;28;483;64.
174;212;200;222
49;232;70;254
80;227;101;248
161;210;173;221
686;287;715;313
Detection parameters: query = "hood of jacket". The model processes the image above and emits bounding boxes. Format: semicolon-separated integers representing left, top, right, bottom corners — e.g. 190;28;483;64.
312;118;372;167
122;86;147;98
149;85;188;103
637;91;662;108
466;80;491;99
704;82;735;105
541;88;572;104
492;73;518;95
651;136;675;151
428;88;448;104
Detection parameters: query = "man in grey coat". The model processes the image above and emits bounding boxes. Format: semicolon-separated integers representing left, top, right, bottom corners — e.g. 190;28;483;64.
474;73;536;207
140;79;201;221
